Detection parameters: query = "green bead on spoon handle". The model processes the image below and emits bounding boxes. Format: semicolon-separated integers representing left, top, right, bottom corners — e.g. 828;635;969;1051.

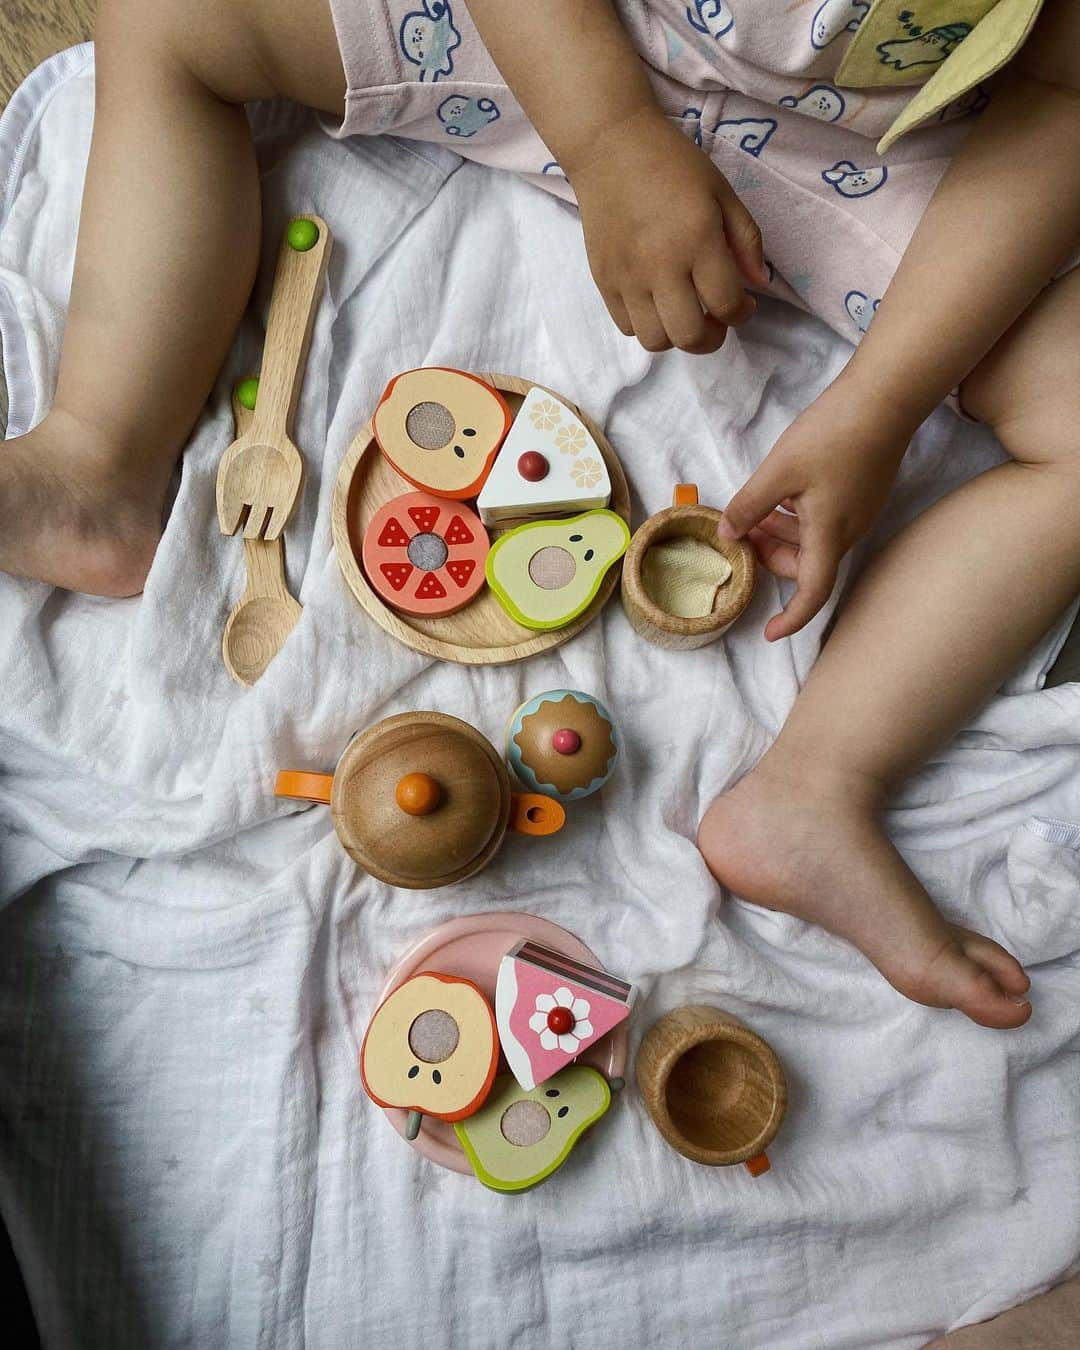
248;215;332;449
216;214;333;541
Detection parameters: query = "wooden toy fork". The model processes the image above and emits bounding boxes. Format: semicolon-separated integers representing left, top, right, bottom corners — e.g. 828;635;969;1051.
222;382;303;686
216;215;331;540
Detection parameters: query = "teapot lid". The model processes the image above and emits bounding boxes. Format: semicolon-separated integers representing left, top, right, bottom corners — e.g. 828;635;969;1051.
331;712;511;888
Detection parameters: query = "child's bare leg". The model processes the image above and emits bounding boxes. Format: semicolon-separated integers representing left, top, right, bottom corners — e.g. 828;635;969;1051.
700;267;1080;1028
0;0;344;595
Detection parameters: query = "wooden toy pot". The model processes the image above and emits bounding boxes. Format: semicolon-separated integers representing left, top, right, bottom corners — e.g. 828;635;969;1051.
275;711;564;890
621;485;756;650
636;1006;786;1175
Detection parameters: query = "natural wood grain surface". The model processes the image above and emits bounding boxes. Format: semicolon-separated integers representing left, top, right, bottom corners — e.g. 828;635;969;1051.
330;711;513;890
622;486;756;650
217;215;331;541
333;374;631;666
636;1005;787;1170
0;0;94;109
222;535;303;686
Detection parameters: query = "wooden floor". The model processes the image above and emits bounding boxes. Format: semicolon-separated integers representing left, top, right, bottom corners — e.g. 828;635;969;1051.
0;0;94;108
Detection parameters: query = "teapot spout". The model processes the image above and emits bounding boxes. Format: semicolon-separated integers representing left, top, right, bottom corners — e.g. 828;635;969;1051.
509;793;565;837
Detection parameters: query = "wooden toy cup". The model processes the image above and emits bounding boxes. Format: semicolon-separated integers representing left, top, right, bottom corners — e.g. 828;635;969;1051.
621;485;756;650
636;1005;786;1175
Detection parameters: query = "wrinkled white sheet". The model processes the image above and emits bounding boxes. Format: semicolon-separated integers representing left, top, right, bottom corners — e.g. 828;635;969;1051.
1;46;1078;1350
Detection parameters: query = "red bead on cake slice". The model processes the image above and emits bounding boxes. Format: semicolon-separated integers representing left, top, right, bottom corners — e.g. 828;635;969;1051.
476;386;611;525
495;940;635;1090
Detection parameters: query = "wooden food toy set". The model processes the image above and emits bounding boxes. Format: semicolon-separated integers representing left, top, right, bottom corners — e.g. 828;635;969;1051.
332;371;633;664
274;689;619;889
215;213;759;678
360;919;635;1193
217;216;331;685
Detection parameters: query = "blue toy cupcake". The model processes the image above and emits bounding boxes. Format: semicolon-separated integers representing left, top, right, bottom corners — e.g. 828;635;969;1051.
505;690;619;802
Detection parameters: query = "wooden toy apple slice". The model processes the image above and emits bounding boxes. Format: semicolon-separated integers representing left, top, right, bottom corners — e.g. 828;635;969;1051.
360;971;499;1140
362;491;489;617
372;367;511;499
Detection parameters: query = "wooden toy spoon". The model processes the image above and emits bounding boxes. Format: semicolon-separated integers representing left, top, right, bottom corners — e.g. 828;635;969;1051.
217;214;331;540
222;381;302;685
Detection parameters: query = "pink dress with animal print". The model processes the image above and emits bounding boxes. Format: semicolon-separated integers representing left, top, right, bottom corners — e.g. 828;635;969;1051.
324;0;1002;365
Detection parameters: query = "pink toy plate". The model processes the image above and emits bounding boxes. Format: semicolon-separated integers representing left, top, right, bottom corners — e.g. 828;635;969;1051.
374;911;629;1174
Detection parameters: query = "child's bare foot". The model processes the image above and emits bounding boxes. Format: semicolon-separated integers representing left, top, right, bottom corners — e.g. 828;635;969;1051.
698;752;1032;1029
0;410;165;596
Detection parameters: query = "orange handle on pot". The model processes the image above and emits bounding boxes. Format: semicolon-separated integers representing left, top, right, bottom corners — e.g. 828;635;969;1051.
509;793;565;837
275;770;334;804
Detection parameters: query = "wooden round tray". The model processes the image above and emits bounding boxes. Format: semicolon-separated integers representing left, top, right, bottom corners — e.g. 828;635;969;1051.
332;373;631;665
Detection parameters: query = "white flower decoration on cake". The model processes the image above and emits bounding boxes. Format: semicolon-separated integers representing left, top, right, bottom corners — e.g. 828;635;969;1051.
571;456;603;488
529;397;562;431
528;986;594;1053
554;423;586;456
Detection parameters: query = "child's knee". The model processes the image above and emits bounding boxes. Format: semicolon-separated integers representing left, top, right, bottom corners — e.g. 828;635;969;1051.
973;386;1080;468
94;0;276;104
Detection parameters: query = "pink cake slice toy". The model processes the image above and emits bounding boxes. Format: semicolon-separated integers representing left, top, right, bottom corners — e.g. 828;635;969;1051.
495;940;635;1090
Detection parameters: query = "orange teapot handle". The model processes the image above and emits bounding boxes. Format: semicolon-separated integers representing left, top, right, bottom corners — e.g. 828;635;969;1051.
509;793;565;837
275;770;334;804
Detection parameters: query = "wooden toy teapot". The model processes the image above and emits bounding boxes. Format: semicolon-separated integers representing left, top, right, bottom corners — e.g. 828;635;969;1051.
275;711;564;889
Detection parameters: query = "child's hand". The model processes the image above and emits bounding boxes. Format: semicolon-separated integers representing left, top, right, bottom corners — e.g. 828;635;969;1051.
718;375;914;640
569;108;768;354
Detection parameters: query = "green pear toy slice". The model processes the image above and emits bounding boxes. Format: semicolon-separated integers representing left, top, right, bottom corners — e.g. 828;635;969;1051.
485;510;630;631
453;1065;611;1192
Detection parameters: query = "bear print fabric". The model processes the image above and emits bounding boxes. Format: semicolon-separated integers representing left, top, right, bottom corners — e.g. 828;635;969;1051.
325;0;1015;369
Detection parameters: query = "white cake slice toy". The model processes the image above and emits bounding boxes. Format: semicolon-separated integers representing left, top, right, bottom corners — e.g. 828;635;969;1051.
477;386;611;525
495;940;634;1091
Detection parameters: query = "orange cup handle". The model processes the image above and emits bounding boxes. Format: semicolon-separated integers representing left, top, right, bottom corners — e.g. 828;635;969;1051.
275;770;334;804
745;1152;771;1178
509;793;566;837
673;483;699;507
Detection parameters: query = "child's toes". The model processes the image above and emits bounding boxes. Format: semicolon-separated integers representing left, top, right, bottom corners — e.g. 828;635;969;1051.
954;958;1031;1030
952;925;1031;996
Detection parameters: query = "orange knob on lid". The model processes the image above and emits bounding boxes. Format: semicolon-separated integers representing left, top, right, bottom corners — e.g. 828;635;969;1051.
395;772;443;816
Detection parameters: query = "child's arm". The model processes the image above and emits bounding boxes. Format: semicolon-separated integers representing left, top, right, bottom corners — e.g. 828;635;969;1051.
467;0;767;353
721;1;1080;640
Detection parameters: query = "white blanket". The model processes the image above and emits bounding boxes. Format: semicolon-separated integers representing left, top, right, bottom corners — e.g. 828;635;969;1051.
1;46;1079;1350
